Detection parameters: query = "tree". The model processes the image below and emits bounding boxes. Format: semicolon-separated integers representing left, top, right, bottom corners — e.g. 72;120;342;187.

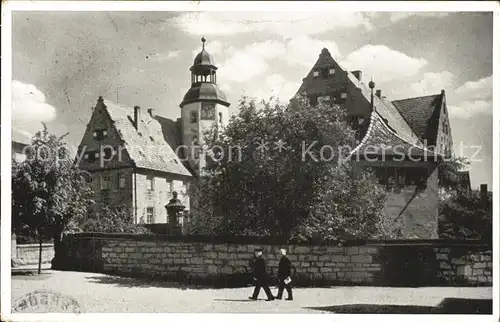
438;156;470;191
187;96;388;242
12;123;94;273
439;189;492;240
436;155;491;240
291;163;393;242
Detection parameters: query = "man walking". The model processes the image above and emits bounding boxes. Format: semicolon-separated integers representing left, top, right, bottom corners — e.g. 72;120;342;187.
249;248;274;301
275;248;293;300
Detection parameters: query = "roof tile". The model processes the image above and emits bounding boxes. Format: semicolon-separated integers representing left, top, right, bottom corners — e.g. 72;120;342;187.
351;111;436;159
392;94;443;146
102;100;192;177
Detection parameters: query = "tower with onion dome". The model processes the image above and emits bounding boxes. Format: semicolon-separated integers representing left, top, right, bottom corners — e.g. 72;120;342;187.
180;37;230;175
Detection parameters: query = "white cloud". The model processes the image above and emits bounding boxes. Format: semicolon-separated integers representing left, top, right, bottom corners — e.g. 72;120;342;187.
449;100;492;119
341;45;428;83
12;80;57;123
220;83;232;93
445;75;493;119
218;51;269;83
284;36;341;67
191;39;225;58
170;12;372;38
454;75;492;100
246;40;287;59
389;12;450;23
410;71;455;96
213;36;342;85
217;40;287;83
253;73;300;103
155;50;181;61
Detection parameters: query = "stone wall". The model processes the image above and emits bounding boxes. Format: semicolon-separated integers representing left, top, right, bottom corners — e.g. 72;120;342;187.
54;233;492;287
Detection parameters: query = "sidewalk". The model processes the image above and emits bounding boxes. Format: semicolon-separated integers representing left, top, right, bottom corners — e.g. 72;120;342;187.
11;270;493;313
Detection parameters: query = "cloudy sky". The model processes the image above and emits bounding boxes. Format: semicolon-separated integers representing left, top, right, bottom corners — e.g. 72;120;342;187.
11;11;493;189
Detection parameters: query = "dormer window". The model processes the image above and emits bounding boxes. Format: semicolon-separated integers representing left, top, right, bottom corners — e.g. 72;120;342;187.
85;151;98;162
100;174;111;191
320;68;329;79
190;111;198;123
313;70;319;78
103;148;113;159
93;129;108;141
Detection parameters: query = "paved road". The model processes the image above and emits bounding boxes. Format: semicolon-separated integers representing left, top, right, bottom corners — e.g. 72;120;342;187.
11;270;493;313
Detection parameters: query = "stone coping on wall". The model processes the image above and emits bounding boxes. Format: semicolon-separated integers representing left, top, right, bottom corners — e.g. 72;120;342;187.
16;243;54;248
67;232;491;248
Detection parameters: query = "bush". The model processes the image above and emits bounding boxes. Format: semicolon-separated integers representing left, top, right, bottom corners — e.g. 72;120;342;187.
80;206;153;234
439;189;492;240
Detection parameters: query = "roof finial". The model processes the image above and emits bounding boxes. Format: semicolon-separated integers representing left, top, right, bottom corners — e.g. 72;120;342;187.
368;77;375;90
368;78;375;112
201;37;206;50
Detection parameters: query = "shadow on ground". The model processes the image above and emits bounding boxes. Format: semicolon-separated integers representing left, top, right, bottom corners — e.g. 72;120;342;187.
305;298;492;314
11;271;53;280
84;274;252;290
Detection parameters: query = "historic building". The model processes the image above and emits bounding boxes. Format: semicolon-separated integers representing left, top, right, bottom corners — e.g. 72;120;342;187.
78;40;457;238
294;48;455;238
77;38;229;227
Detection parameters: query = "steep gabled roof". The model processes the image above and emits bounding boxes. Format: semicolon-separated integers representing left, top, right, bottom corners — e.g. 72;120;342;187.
351;110;437;160
296;48;338;95
295;48;424;149
154;115;183;151
101;100;192;177
345;71;424;148
392;93;444;146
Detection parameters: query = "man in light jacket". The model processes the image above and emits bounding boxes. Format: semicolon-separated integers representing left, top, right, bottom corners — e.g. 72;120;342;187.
275;248;293;300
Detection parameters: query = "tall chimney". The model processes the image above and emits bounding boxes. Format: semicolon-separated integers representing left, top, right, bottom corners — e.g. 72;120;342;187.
147;108;155;118
134;106;141;132
376;89;382;98
351;70;362;82
480;184;488;204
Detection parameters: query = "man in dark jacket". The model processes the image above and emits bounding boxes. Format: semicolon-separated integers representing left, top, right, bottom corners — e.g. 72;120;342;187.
249;248;274;301
275;248;293;300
